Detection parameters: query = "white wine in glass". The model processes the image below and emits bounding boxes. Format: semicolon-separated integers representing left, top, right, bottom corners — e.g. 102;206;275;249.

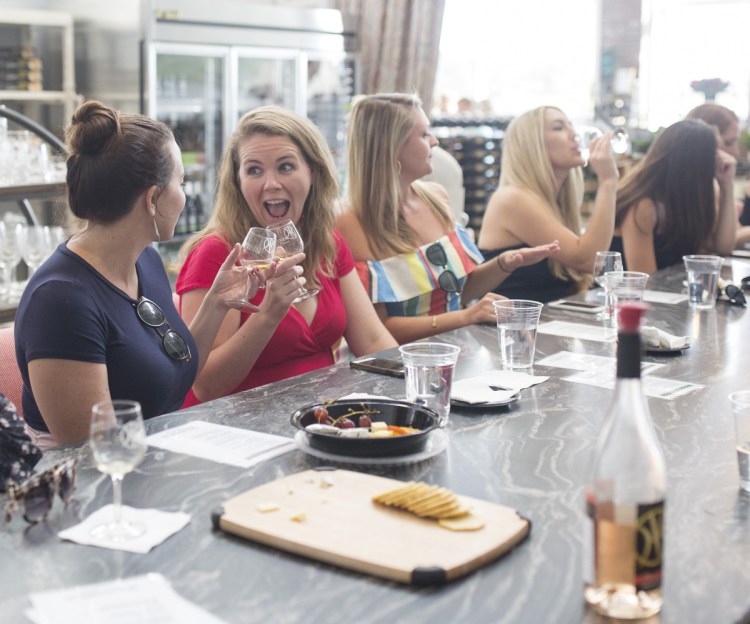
89;399;147;541
227;227;277;311
266;219;318;301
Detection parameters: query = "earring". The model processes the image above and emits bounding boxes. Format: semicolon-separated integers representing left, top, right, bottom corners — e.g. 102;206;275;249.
151;204;161;242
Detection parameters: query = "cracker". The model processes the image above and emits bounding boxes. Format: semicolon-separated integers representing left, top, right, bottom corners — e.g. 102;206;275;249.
438;513;485;531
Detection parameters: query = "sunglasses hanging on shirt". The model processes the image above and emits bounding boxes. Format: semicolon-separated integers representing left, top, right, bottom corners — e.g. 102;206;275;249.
425;243;461;293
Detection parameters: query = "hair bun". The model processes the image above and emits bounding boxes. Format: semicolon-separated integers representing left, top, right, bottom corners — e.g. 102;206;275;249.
67;100;121;156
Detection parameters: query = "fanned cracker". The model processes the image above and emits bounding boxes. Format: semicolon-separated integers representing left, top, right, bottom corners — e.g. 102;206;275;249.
438;513;485;531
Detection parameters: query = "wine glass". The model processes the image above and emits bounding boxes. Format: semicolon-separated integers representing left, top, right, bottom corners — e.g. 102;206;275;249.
266;219;318;301
576;126;630;165
226;227;277;310
89;399;147;541
593;251;624;320
16;224;50;280
0;222;22;302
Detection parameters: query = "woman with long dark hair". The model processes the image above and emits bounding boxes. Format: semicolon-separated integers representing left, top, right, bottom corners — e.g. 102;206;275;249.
611;119;737;273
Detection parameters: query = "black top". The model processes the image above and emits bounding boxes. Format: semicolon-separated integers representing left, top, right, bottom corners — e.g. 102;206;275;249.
480;244;575;303
610;234;683;271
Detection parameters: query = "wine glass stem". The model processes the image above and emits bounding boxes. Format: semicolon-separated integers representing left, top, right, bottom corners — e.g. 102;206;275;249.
111;474;124;523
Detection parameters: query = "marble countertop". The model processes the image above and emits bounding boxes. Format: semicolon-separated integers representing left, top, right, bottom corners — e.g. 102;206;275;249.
3;261;750;624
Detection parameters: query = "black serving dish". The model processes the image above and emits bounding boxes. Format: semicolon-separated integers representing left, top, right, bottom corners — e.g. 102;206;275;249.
290;399;439;458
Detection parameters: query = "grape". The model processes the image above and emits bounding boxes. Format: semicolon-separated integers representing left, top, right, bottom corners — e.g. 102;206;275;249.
358;415;372;428
335;417;355;429
314;407;332;425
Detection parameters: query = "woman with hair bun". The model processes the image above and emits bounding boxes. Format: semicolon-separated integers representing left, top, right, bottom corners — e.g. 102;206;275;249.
14;100;258;448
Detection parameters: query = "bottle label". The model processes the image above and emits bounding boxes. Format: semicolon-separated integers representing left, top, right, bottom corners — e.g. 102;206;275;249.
635;500;664;591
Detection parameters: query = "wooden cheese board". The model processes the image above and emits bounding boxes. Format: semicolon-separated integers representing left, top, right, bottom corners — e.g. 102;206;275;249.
212;468;530;586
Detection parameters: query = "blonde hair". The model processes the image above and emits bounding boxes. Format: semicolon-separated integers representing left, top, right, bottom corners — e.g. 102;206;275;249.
346;93;453;258
181;106;338;290
500;106;588;287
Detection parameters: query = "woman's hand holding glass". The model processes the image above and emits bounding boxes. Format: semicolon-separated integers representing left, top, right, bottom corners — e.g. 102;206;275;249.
260;253;306;316
205;243;263;312
576;126;630;166
225;229;277;311
266;220;318;301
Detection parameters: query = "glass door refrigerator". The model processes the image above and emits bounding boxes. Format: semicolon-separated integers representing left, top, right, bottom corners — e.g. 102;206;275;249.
142;1;355;239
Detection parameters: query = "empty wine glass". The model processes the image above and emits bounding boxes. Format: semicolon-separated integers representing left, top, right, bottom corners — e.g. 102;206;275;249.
226;227;277;310
266;220;317;301
576;126;630;165
0;222;22;302
89;399;147;541
16;224;50;279
593;251;624;320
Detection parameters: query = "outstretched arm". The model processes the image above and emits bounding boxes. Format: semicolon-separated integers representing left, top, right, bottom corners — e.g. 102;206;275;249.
462;240;560;301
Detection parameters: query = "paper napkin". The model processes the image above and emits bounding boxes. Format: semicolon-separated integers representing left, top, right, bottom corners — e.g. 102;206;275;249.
641;325;690;349
338;393;396;401
58;505;190;554
451;371;549;404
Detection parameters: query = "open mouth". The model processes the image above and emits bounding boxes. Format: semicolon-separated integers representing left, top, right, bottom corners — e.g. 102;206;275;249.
264;199;290;219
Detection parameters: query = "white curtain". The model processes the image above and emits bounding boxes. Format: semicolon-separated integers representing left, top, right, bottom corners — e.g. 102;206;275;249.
337;0;446;111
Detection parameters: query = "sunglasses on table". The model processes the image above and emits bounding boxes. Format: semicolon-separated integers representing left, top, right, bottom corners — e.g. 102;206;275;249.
135;297;192;362
4;458;77;524
425;243;461;293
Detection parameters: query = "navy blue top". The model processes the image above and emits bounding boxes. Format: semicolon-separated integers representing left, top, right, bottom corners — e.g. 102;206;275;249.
15;244;198;433
480;244;575;303
610;234;683;271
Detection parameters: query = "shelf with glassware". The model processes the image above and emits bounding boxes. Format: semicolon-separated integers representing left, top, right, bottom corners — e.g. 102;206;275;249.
0;8;81;124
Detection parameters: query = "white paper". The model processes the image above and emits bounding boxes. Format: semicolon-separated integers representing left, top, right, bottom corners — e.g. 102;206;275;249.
536;351;664;376
643;290;689;304
29;573;227;624
451;371;548;404
338;392;396;401
146;421;295;468
562;369;702;399
58;505;190;554
537;320;616;343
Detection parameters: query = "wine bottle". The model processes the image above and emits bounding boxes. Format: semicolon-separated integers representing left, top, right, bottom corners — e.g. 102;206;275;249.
584;302;666;619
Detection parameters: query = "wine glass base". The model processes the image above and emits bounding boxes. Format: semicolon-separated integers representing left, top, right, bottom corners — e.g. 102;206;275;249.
89;519;146;542
293;288;319;303
225;299;261;312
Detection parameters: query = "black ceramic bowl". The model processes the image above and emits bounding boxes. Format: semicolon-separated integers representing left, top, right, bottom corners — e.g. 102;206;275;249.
291;399;439;458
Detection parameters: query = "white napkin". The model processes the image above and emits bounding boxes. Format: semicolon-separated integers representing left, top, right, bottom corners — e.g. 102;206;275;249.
338;392;395;401
641;325;690;349
58;505;190;554
451;370;549;404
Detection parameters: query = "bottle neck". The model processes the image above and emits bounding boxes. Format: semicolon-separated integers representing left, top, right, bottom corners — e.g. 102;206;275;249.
617;332;641;379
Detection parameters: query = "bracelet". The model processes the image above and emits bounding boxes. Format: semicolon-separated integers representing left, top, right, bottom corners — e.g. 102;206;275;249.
496;255;512;273
432;315;438;329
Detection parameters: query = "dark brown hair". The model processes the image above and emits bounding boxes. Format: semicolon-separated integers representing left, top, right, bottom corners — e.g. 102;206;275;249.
65;100;175;224
686;103;738;136
615;119;717;257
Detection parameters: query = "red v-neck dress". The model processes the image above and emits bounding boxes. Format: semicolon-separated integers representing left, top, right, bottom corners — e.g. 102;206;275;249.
175;231;354;407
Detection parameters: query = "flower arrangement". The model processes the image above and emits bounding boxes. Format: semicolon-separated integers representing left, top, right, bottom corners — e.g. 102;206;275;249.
690;78;729;101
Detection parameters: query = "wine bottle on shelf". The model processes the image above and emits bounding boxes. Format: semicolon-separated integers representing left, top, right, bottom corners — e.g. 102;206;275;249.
583;302;666;619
